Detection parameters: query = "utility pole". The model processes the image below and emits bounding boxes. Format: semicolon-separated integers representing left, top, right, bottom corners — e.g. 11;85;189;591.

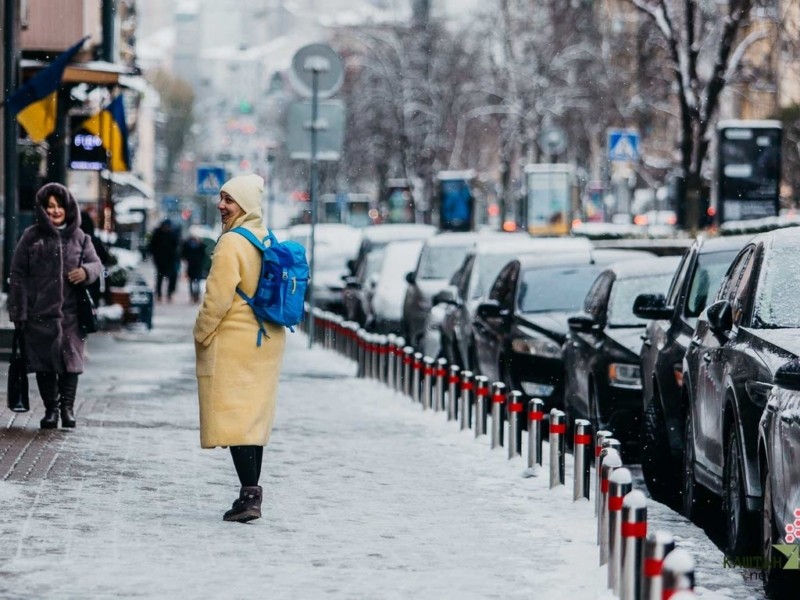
3;0;20;292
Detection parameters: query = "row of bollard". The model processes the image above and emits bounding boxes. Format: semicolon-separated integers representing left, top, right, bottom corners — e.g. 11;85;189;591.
308;307;699;600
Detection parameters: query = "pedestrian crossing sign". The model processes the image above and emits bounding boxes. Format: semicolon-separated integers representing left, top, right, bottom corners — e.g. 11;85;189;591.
607;129;640;162
197;166;226;196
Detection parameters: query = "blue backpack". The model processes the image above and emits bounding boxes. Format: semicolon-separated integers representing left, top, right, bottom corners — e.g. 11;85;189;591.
231;227;309;346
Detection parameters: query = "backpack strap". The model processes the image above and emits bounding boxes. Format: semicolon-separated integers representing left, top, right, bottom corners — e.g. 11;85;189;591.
230;226;272;347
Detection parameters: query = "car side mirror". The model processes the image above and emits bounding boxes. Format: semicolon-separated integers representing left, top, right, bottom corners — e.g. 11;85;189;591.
568;314;597;334
347;259;357;275
476;300;505;321
774;360;800;391
706;300;733;336
433;286;458;306
633;293;672;320
405;271;416;285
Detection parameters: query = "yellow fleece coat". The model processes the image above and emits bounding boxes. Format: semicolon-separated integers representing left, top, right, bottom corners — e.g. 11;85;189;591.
193;205;286;448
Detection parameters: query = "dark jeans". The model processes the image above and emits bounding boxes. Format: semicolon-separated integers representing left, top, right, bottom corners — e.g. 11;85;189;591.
230;445;263;487
155;269;177;300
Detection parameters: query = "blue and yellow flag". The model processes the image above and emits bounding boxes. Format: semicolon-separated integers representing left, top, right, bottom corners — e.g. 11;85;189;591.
81;96;131;172
5;37;87;143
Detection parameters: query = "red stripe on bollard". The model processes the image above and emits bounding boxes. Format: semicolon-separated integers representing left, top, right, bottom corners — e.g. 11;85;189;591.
436;368;447;377
508;402;523;412
476;387;489;396
549;423;566;435
529;411;544;421
595;444;603;457
491;393;505;403
423;367;434;376
644;557;663;577
609;496;624;511
575;434;593;445
601;478;609;494
449;375;460;384
461;382;474;391
403;356;412;365
621;522;647;538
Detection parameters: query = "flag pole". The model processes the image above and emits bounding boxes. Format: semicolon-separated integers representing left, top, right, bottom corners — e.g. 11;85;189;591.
3;0;20;292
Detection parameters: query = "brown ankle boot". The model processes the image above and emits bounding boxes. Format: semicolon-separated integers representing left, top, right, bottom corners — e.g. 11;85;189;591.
223;486;262;523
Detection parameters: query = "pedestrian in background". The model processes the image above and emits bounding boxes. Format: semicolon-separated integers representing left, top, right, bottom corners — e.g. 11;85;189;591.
7;183;102;429
181;230;208;304
193;174;286;523
148;218;180;302
79;210;112;306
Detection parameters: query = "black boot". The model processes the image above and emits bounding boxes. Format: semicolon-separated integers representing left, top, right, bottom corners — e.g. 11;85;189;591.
223;486;263;523
58;373;79;428
36;372;59;429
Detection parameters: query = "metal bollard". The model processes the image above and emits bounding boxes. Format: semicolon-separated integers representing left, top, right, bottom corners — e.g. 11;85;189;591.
621;490;647;600
661;549;695;598
412;352;423;404
366;334;375;380
394;337;406;392
490;382;506;448
599;449;623;564
459;371;474;431
642;530;675;600
422;356;434;410
665;592;698;600
378;336;388;384
549;409;566;488
434;358;447;412
608;467;633;593
374;335;383;381
447;364;460;421
357;330;367;378
474;376;490;438
386;334;397;389
507;391;523;459
573;419;592;501
594;429;614;516
402;346;414;398
527;398;545;469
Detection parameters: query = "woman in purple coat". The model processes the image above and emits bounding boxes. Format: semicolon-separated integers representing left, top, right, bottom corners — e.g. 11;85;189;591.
8;183;102;429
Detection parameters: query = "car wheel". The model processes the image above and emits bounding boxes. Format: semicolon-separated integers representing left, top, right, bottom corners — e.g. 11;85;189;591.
723;426;755;556
682;410;700;520
640;394;680;506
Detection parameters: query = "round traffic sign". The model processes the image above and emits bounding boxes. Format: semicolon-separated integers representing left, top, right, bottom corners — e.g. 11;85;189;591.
290;43;344;99
537;126;567;157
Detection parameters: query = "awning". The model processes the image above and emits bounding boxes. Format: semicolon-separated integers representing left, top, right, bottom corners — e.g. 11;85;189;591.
20;59;136;87
102;171;154;199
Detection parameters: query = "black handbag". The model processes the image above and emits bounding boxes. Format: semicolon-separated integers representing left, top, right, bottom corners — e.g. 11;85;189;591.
77;237;99;335
7;329;30;412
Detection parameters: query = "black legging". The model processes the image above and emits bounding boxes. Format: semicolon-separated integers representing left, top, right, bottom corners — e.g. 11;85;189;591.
230;445;263;487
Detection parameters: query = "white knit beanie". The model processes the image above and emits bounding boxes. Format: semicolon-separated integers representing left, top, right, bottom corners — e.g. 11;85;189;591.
220;174;264;217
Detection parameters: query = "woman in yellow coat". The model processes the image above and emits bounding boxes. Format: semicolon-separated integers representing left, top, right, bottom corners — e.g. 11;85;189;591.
193;173;286;523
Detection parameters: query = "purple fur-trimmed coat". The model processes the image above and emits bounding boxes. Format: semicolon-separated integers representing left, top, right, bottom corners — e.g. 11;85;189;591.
7;184;102;374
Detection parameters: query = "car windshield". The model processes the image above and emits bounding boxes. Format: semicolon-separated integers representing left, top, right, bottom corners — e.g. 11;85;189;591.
518;265;603;313
417;245;472;279
362;250;385;280
684;249;739;318
754;246;800;328
608;273;674;327
473;253;519;299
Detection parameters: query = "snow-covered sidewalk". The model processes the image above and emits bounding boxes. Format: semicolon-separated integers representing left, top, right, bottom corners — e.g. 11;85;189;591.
0;301;766;599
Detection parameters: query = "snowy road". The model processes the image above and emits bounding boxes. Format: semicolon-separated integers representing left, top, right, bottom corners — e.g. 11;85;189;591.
0;298;767;599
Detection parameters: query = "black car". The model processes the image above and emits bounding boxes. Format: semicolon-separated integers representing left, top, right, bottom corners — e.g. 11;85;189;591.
562;256;679;451
683;228;800;555
634;235;751;504
437;237;593;371
472;249;655;412
758;358;800;597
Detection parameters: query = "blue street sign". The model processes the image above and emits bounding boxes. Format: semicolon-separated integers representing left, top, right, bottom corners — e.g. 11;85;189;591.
197;166;226;195
607;129;640;162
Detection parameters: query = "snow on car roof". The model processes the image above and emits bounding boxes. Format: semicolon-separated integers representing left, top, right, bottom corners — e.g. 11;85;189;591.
605;255;682;278
473;235;592;255
361;224;437;242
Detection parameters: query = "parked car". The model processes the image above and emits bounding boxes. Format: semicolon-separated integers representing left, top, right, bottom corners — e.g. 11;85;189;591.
369;239;425;334
758;358;800;597
403;232;507;347
343;248;385;327
438;236;593;372
287;223;362;314
347;224;437;277
682;228;800;555
562;256;679;453
634;235;751;504
470;249;655;413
